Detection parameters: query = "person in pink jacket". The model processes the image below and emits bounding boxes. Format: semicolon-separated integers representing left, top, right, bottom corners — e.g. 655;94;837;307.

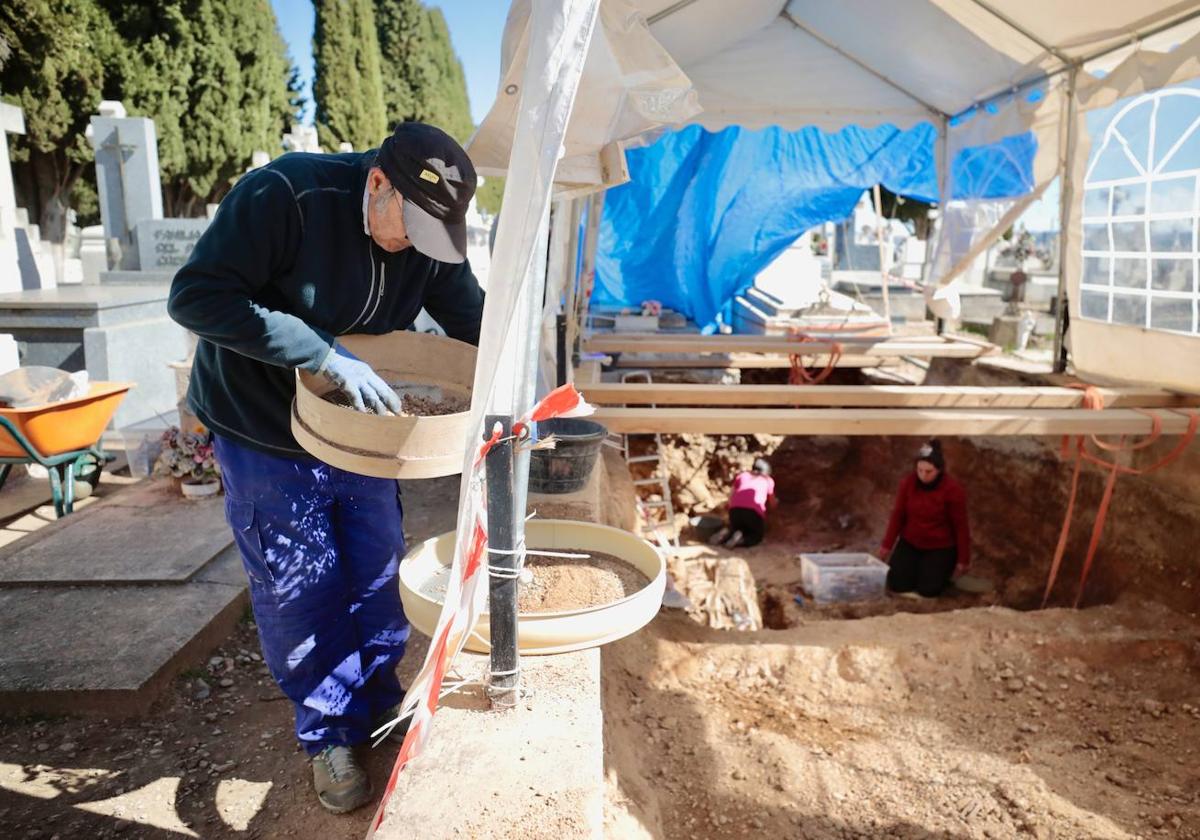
709;458;778;548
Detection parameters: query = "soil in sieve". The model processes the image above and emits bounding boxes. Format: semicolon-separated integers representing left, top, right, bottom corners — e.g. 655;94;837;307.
518;549;650;613
322;387;469;416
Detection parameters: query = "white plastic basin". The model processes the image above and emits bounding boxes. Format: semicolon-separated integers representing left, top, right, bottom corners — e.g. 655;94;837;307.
399;519;666;655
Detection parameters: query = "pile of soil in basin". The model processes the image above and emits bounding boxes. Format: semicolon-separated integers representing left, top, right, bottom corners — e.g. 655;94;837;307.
517;549;649;613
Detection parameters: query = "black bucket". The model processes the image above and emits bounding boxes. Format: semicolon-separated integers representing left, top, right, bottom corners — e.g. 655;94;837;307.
529;418;608;494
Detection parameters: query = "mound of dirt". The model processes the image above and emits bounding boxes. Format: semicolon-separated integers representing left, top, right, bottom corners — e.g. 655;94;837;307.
603;598;1200;839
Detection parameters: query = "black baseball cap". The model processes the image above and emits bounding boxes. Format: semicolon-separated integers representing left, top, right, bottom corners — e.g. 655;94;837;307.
376;122;478;263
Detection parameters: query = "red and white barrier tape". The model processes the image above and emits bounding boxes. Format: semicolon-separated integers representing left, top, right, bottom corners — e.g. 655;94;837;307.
367;384;594;834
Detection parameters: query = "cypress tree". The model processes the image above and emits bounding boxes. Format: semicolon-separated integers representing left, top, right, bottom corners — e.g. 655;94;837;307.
374;0;423;129
374;0;472;142
104;0;297;215
313;0;387;152
0;0;122;232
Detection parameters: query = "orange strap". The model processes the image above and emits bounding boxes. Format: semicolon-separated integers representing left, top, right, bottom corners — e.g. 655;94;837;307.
1042;385;1198;608
786;329;843;386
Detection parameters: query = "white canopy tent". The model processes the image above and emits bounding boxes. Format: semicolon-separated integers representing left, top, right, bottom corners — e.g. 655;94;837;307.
372;5;1200;820
471;0;1200;393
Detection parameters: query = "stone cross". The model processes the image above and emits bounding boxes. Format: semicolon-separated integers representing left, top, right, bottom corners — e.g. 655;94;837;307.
88;102;164;270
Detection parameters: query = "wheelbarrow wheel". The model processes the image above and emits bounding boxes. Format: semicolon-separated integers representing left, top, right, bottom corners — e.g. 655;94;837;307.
74;451;104;493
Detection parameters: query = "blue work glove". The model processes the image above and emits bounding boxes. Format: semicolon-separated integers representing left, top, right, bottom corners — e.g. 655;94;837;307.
318;344;403;415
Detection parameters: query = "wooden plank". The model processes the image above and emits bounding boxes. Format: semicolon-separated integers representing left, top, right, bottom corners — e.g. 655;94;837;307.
581;383;1200;409
591;407;1197;436
611;354;899;369
583;333;989;358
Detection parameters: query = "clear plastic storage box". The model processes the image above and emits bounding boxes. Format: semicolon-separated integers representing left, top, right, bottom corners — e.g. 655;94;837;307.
800;553;888;603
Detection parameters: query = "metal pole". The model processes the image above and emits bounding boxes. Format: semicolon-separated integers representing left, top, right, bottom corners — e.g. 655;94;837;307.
485;414;518;707
1053;66;1079;373
556;313;567;388
931;113;950;334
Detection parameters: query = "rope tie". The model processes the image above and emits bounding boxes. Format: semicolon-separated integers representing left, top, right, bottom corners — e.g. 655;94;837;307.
786;328;843;386
1043;385;1198;608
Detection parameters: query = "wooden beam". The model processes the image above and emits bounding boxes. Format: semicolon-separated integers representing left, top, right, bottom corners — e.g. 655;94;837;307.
591;407;1197;436
581;383;1200;409
583;333;990;358
611;354;900;369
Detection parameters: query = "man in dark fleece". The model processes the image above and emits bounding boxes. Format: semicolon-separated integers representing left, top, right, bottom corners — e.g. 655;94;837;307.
168;122;484;815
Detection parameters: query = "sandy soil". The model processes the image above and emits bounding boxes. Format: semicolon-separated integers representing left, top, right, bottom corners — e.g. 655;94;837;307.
603;599;1200;840
609;429;1200;839
519;550;649;613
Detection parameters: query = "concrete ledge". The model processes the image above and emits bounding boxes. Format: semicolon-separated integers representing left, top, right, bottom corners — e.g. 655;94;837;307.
378;451;633;836
376;650;603;839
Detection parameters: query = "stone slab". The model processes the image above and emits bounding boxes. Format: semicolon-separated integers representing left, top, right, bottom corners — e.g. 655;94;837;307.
0;285;188;427
99;269;177;285
83;313;188;428
0;488;230;586
0;576;246;717
0;284;170;312
375;649;604;840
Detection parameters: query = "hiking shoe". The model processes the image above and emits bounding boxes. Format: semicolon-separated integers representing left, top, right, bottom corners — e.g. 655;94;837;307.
373;706;412;744
312;745;371;814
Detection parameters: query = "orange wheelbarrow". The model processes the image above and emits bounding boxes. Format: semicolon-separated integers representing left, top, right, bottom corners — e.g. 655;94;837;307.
0;382;133;518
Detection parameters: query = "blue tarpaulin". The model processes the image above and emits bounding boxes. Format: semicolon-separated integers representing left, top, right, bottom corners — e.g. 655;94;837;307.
594;122;940;329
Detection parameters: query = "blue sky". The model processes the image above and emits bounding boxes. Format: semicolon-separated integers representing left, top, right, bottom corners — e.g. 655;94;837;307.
269;0;511;126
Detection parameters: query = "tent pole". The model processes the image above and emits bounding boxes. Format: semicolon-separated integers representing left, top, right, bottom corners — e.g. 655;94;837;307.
873;183;892;333
933;116;950;334
1053;66;1079;373
574;191;605;353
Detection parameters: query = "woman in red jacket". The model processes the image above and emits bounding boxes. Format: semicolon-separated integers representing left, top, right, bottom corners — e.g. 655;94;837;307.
880;439;970;598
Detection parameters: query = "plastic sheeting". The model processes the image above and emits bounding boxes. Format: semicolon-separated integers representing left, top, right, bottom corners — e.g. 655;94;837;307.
926;81;1065;290
593;121;938;328
1064;28;1200;394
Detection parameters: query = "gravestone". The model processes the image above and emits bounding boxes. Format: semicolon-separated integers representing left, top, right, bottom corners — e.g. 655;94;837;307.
282;124;321;153
89;103;163;271
78;225;108;284
0;103;27;295
0;104;27;364
135;218;209;274
0;104;189;429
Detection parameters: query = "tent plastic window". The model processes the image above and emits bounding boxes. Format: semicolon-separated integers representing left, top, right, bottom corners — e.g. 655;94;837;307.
1081;84;1200;335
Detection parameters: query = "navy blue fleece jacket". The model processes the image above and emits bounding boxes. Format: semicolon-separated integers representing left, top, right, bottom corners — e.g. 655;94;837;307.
167;151;484;456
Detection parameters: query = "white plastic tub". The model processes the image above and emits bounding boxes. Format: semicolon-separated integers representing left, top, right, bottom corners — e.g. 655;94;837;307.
800;552;888;603
399;519;665;655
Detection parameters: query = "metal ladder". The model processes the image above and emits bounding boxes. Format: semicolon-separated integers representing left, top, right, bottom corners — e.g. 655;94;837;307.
612;370;679;552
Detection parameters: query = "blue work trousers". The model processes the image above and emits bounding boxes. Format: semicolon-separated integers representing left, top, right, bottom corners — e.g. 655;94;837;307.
213;435;409;754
